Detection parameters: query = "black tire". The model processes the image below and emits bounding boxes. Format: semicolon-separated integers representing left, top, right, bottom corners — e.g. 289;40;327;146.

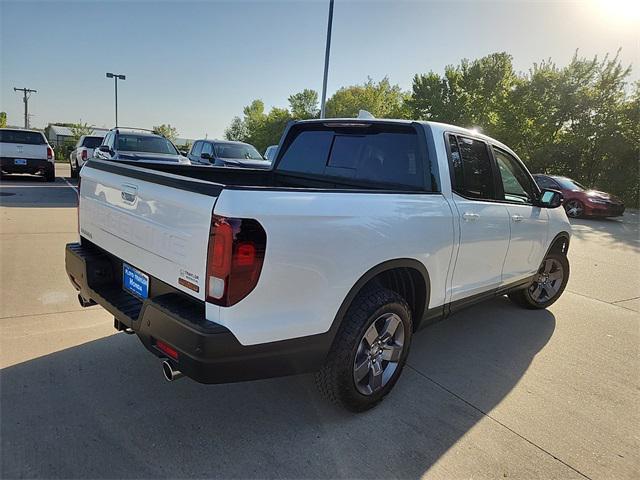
565;199;584;218
315;286;413;412
45;166;55;182
70;160;78;179
508;252;569;309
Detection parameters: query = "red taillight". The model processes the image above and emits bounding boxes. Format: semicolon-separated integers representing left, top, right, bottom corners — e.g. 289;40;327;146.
47;146;53;160
155;340;179;360
81;149;87;161
205;215;266;306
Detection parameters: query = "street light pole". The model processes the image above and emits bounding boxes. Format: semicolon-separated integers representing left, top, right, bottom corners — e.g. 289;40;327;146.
320;0;334;119
106;72;126;127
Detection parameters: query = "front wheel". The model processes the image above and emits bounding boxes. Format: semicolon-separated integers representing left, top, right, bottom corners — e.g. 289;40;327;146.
508;252;569;309
565;199;584;218
315;287;412;412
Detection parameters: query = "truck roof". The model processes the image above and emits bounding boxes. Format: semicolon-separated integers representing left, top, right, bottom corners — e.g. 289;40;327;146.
293;118;519;160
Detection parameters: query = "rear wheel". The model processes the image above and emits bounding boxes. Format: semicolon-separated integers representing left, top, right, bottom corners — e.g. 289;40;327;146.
315;286;412;412
70;160;78;178
45;166;55;182
508;252;569;309
565;199;584;218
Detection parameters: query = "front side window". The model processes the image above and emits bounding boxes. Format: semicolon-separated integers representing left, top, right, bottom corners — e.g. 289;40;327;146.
117;134;178;155
534;175;559;190
448;134;495;200
494;148;535;204
201;142;213;156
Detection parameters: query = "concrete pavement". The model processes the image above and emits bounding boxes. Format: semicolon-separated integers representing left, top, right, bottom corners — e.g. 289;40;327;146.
1;165;638;479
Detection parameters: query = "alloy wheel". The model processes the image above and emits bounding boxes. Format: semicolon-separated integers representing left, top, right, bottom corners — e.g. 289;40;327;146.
565;200;583;218
529;258;564;303
353;312;405;395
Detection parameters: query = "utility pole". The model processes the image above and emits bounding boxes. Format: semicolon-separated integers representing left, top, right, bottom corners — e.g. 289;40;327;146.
320;0;334;119
106;72;126;127
13;87;37;129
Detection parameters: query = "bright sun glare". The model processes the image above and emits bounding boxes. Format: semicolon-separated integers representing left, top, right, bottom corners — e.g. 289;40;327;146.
590;0;640;24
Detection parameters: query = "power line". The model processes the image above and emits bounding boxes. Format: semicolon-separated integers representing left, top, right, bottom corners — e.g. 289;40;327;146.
13;87;37;129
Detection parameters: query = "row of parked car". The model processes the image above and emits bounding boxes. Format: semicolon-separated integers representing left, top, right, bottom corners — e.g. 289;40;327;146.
0;125;625;218
68;128;277;178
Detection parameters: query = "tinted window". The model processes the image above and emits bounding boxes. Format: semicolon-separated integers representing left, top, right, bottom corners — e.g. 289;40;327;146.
201;142;213;156
554;177;585;191
82;136;103;149
214;143;263;160
448;135;495;199
277;126;425;189
534;175;559;189
494;148;535;203
117;134;178;154
0;130;45;145
191;141;203;156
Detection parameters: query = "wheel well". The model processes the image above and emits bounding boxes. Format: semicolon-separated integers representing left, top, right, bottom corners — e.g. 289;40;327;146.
549;233;570;256
367;267;428;331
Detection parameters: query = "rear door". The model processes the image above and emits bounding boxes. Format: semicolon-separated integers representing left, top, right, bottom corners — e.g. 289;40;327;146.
492;147;548;283
0;129;47;160
446;134;511;303
79;160;220;300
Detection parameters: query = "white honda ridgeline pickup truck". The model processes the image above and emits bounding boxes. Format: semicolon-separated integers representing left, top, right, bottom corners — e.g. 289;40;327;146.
66;119;571;411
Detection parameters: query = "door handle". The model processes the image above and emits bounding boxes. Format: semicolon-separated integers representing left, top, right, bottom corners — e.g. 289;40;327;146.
512;214;524;222
462;212;480;221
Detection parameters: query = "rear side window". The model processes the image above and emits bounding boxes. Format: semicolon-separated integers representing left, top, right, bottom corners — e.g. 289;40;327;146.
0;130;46;145
448;134;495;200
277;124;426;190
83;136;103;149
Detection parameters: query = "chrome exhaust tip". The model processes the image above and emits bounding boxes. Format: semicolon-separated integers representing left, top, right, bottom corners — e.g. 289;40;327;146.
161;359;183;382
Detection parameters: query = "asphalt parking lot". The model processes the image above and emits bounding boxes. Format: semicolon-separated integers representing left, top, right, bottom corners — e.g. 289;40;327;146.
1;164;638;479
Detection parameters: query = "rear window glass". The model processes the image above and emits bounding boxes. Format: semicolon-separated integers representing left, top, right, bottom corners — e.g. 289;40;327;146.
0;130;45;145
276;125;426;189
214;143;263;160
117;134;178;155
82;136;103;149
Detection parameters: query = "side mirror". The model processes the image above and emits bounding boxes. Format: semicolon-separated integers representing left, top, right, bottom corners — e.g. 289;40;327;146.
98;145;111;154
201;153;212;160
536;189;563;208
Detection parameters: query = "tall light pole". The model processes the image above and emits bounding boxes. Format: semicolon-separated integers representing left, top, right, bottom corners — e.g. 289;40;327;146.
106;72;126;127
319;0;334;119
14;87;37;128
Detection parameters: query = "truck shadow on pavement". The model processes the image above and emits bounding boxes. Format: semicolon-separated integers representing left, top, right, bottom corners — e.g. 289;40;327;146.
1;297;555;479
569;212;639;252
0;174;78;208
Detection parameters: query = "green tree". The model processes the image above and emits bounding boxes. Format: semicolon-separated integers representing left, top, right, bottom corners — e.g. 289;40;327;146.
69;122;94;142
288;89;319;119
224;116;249;142
325;77;409;119
152;124;178;141
0;112;6;128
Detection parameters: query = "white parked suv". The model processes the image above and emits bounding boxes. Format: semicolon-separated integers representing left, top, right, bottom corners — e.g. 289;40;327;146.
0;128;55;181
69;135;104;178
65;118;571;411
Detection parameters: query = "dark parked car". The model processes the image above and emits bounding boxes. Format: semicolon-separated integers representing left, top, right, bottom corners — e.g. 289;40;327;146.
94;128;190;165
188;140;271;168
533;174;625;218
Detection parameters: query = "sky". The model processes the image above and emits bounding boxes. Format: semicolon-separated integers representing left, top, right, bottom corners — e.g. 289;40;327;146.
1;0;638;140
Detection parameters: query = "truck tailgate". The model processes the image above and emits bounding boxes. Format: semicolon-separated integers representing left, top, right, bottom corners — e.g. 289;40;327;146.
79;160;220;300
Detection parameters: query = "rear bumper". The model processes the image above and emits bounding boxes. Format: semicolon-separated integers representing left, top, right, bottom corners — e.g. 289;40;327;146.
65;241;330;384
1;157;53;175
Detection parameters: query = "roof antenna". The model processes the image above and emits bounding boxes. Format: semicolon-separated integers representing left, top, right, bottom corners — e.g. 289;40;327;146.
357;110;375;119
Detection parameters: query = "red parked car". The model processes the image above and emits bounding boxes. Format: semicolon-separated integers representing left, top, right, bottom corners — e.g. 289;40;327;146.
533;174;625;218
